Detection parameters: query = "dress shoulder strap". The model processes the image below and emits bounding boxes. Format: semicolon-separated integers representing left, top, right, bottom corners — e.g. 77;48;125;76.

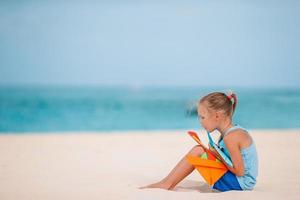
219;124;248;142
218;124;250;144
224;124;242;136
224;124;250;137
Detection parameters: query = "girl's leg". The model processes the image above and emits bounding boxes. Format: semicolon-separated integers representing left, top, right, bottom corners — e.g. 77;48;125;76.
139;145;205;190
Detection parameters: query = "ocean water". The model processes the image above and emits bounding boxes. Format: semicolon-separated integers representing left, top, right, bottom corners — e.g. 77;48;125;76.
0;86;300;133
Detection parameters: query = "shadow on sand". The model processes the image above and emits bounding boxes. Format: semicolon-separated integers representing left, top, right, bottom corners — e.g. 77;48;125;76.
174;180;220;193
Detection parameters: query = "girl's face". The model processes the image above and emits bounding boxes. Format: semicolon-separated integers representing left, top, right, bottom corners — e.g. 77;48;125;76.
198;103;218;132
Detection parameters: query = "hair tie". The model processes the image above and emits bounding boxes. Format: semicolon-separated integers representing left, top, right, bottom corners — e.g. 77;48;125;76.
226;93;234;104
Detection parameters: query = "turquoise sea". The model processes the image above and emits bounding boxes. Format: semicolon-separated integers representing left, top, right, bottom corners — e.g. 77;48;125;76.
0;86;299;133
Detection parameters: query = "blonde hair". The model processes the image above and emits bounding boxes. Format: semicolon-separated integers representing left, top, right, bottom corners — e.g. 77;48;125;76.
199;91;238;117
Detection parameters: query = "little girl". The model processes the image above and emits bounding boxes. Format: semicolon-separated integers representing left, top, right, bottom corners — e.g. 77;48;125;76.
140;91;258;192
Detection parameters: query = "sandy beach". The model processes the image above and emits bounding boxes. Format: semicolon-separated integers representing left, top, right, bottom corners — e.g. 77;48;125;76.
0;129;299;200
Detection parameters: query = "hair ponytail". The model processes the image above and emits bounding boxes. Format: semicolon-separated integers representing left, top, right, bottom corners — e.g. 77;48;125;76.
231;93;238;115
226;91;238;116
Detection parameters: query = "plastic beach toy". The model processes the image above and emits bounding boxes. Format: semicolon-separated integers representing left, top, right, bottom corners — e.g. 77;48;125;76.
186;131;229;186
207;132;233;167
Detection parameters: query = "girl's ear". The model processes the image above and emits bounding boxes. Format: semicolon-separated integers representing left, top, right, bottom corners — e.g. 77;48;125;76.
215;110;222;119
211;110;218;120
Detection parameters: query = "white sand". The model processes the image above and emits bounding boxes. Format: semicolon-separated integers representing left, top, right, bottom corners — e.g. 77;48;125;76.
0;129;300;200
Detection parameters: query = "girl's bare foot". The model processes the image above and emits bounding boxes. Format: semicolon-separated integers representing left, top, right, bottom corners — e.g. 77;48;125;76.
139;181;172;190
139;146;203;191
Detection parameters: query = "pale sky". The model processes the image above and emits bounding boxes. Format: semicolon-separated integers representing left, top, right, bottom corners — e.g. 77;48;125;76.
0;0;299;88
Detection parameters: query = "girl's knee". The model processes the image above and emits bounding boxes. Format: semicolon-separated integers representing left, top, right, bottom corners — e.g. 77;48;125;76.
189;145;205;156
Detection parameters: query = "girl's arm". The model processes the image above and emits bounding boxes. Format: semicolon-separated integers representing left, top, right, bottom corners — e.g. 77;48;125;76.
222;133;245;176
